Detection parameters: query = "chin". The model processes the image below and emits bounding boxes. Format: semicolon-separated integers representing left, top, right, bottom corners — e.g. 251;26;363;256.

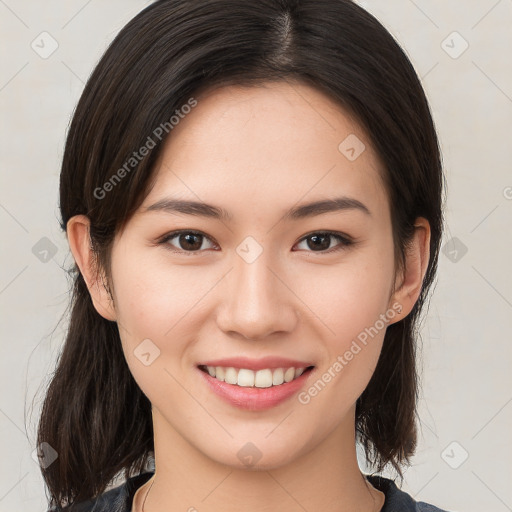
205;439;301;472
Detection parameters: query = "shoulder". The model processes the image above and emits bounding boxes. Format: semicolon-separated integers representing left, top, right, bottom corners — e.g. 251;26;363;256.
365;474;453;512
47;472;154;512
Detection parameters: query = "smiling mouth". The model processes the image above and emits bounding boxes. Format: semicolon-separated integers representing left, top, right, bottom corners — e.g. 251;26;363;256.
197;364;315;388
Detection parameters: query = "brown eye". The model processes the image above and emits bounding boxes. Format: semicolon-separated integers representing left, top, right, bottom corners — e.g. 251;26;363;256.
160;231;216;253
178;233;203;251
294;232;353;253
159;230;353;255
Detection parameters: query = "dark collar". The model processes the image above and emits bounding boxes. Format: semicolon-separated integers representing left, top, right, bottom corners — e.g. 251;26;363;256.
366;474;417;511
64;471;447;512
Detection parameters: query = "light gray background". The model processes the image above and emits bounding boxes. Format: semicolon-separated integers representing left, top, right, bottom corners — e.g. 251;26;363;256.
1;1;511;511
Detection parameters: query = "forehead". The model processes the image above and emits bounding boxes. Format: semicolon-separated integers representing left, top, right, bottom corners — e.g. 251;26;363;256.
141;81;389;223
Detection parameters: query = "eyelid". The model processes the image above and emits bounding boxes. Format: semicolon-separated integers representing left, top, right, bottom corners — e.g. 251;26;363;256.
158;229;354;254
295;231;354;251
158;229;218;254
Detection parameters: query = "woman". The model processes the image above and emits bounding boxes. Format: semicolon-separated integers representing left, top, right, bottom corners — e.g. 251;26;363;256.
38;1;449;511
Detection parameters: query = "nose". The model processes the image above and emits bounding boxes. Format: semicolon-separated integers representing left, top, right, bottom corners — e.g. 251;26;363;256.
215;251;298;340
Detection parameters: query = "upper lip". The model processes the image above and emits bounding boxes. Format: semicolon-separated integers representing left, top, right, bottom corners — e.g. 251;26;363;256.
197;356;315;372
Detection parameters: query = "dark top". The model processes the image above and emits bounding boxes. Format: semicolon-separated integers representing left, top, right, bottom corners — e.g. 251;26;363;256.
52;471;451;512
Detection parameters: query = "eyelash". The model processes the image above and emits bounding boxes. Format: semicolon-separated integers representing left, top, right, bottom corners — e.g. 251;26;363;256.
157;230;354;255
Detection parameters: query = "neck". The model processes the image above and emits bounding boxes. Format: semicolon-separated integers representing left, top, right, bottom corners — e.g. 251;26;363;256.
134;406;385;512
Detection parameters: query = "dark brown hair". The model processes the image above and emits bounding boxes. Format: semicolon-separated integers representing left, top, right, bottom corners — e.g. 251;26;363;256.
37;0;445;508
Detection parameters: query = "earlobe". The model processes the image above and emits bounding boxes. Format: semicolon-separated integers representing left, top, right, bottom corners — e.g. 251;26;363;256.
66;215;117;322
388;218;431;323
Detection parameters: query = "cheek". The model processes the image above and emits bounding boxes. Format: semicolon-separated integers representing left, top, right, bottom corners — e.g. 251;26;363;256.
297;251;394;342
111;254;217;371
112;251;204;331
294;248;394;397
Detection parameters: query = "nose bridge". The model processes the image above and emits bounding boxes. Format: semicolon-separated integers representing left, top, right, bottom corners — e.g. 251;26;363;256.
216;240;297;339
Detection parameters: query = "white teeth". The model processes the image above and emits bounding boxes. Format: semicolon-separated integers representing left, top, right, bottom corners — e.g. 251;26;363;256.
238;368;255;387
284;367;295;382
225;367;238;385
272;368;284;385
204;365;310;388
255;369;273;388
215;366;225;381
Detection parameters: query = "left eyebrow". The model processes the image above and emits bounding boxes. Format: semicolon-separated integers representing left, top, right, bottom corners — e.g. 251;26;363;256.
283;196;372;220
143;195;372;221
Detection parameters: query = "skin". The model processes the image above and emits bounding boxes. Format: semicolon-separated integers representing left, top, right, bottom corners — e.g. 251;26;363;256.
67;81;430;512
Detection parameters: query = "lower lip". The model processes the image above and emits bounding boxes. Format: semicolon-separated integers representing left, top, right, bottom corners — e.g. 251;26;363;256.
197;366;315;411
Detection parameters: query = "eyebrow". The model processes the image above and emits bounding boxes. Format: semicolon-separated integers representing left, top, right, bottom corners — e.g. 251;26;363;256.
143;196;371;221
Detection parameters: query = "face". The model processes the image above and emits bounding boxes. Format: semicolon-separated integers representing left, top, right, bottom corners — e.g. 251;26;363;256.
87;81;409;470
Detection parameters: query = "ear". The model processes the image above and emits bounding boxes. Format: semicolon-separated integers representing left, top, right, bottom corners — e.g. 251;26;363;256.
387;217;431;323
66;214;117;322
